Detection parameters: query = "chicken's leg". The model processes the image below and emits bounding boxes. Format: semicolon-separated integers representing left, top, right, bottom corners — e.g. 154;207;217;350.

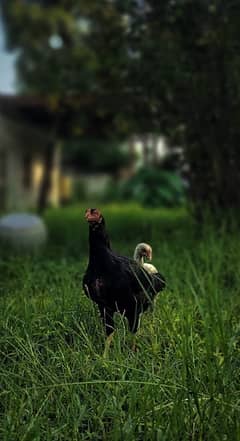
127;311;140;352
99;306;114;358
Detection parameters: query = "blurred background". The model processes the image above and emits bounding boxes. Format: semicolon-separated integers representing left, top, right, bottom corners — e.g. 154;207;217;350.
0;0;240;217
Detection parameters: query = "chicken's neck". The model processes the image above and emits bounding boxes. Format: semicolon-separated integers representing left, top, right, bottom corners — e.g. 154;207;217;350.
88;222;111;265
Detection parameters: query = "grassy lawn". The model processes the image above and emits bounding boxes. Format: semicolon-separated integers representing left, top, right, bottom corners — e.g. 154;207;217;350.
0;204;239;440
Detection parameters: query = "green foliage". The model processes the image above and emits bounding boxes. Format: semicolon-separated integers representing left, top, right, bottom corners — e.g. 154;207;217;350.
133;0;240;211
64;139;134;173
0;204;239;440
115;167;185;207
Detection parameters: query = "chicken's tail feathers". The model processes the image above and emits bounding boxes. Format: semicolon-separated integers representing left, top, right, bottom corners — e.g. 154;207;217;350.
153;272;166;291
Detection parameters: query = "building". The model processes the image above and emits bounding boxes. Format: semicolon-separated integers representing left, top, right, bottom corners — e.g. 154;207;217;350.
0;95;61;212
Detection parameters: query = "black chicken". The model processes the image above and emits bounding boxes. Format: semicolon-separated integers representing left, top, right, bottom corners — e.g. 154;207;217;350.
83;208;166;344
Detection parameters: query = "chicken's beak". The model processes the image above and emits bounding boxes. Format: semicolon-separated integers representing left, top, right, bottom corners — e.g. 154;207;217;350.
147;249;152;261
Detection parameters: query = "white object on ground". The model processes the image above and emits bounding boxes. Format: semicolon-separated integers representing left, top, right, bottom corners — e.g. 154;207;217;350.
0;213;47;249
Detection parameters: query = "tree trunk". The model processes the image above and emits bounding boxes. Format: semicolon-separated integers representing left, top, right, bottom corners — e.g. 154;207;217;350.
142;134;149;165
152;135;158;166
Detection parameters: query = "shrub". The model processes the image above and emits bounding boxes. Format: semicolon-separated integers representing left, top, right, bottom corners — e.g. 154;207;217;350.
116;167;185;207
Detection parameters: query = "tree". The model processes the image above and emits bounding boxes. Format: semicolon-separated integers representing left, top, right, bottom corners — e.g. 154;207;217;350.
1;0;136;210
129;0;240;214
63;139;135;175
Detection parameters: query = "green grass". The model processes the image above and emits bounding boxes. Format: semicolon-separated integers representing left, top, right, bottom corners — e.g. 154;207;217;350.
0;204;239;440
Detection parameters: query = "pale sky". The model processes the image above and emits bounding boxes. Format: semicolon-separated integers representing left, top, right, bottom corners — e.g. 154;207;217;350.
0;12;17;94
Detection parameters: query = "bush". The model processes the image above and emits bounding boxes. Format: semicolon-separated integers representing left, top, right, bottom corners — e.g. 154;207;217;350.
63;139;135;174
116;167;185;207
